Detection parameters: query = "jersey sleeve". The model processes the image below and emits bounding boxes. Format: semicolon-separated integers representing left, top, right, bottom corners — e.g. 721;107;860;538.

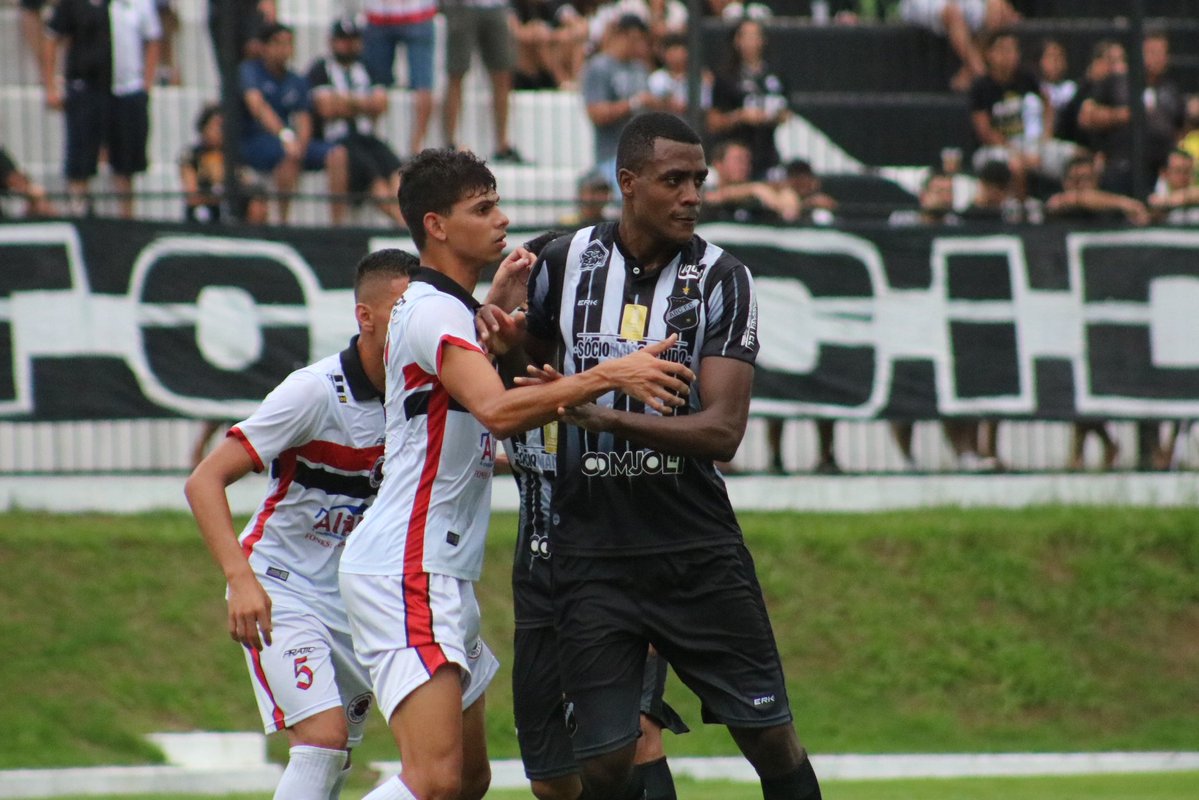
526;237;569;344
140;0;163;41
228;370;328;472
701;258;760;365
307;60;331;93
405;295;484;379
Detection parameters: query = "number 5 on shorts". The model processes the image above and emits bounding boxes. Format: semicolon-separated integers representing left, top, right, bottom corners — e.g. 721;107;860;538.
294;656;314;690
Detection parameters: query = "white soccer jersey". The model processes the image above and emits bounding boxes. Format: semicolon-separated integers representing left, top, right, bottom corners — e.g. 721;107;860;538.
341;269;496;582
231;339;386;634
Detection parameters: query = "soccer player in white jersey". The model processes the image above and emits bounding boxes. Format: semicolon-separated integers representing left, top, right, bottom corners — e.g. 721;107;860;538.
185;249;418;800
339;148;695;800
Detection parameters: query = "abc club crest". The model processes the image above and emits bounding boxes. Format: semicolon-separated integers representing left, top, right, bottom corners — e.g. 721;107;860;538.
665;295;700;333
579;241;609;272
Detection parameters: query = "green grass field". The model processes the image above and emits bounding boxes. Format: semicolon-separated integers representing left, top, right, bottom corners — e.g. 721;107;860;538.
2;507;1197;798
37;772;1199;800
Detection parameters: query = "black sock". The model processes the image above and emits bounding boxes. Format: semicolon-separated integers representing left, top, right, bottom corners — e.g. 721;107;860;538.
761;758;822;800
635;757;676;800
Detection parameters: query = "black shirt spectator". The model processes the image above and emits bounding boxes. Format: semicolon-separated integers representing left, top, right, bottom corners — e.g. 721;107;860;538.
707;17;788;180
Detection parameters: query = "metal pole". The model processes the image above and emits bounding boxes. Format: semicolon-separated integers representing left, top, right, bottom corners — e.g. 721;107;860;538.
685;0;705;134
1127;0;1148;199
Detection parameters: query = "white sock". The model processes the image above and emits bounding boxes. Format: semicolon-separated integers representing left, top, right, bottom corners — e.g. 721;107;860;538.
272;745;347;800
329;764;351;800
363;775;419;800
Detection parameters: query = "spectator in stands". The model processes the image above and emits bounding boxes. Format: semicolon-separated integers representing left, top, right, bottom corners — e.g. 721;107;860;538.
1045;154;1149;225
1150;149;1199;225
648;33;711;117
960;158;1011;221
511;0;589;89
708;16;789;180
239;23;349;224
207;0;274;89
0;145;56;219
1054;39;1118;153
702;140;800;223
43;0;161;219
1080;30;1186;197
898;0;1021;92
179;103;269;225
590;0;688;52
889;170;969;470
1037;38;1076;118
559;167;614;227
583;13;661;188
778;159;838;225
307;17;406;227
969;31;1077;196
442;0;525;163
362;0;438;156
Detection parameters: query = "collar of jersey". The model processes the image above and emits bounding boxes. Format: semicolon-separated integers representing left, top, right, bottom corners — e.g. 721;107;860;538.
613;228;685;282
410;267;482;312
339;335;382;402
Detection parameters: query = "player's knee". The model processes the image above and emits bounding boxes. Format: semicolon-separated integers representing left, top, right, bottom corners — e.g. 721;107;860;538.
530;776;581;800
730;723;806;775
579;753;637;799
289;715;350;751
459;757;491;800
406;765;462;800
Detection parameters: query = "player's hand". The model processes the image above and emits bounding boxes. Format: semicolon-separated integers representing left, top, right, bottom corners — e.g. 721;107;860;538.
45;86;63;111
476;304;526;356
485;246;535;311
560;402;609;432
513;362;563;387
602;334;694;415
227;573;273;651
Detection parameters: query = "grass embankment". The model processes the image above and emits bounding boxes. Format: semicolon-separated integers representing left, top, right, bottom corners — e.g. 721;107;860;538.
1;507;1196;778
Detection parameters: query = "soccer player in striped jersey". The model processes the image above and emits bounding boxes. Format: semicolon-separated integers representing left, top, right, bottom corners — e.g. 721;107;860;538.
185;249;418;800
339;148;694;800
521;112;825;800
489;231;686;800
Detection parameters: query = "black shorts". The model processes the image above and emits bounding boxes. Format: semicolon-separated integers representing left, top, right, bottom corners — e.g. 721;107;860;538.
343;134;402;194
64;87;149;180
553;542;793;759
513;626;687;781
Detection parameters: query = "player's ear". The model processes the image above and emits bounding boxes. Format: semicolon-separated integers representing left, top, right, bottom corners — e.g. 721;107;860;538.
424;211;448;243
354;302;372;331
617;167;637;198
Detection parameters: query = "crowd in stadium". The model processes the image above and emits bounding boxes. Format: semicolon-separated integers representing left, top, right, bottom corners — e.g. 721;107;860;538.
4;0;1197;226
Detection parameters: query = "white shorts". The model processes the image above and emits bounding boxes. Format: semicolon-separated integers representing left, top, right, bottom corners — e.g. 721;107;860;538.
242;606;374;745
901;0;987;34
340;571;499;721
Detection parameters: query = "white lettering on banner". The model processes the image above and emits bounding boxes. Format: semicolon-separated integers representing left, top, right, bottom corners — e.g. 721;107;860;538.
4;223;1199;420
696;223;1199;419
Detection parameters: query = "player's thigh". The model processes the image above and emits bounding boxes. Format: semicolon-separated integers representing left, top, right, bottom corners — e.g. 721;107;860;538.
552;555;648;759
241;607;349;736
390;665;466;790
647;544;794;729
460;685;491;799
513;626;577;782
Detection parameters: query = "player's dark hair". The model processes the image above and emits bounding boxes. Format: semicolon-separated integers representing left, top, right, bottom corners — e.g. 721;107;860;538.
616;112;702;175
354;248;420;299
523;230;567;257
398;148;497;250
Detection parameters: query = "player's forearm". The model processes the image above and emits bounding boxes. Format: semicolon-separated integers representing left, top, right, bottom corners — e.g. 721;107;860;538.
575;404;746;462
472;369;612;440
184;477;254;583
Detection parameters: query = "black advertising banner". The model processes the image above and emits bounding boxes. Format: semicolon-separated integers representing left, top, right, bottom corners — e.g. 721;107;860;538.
2;219;1198;422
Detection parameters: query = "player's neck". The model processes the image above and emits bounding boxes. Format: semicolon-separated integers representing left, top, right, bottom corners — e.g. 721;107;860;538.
617;221;679;275
357;338;386;394
419;247;483;295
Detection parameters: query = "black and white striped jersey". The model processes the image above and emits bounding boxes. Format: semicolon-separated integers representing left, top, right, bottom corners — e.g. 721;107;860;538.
527;222;760;556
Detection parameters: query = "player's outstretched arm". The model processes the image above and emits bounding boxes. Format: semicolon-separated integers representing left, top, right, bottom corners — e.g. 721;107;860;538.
562;356;753;463
440;335;694;441
184;439;274;651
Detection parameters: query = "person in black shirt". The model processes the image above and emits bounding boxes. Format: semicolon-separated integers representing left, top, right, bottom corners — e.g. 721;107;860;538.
707;17;789;181
524;112;823;800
